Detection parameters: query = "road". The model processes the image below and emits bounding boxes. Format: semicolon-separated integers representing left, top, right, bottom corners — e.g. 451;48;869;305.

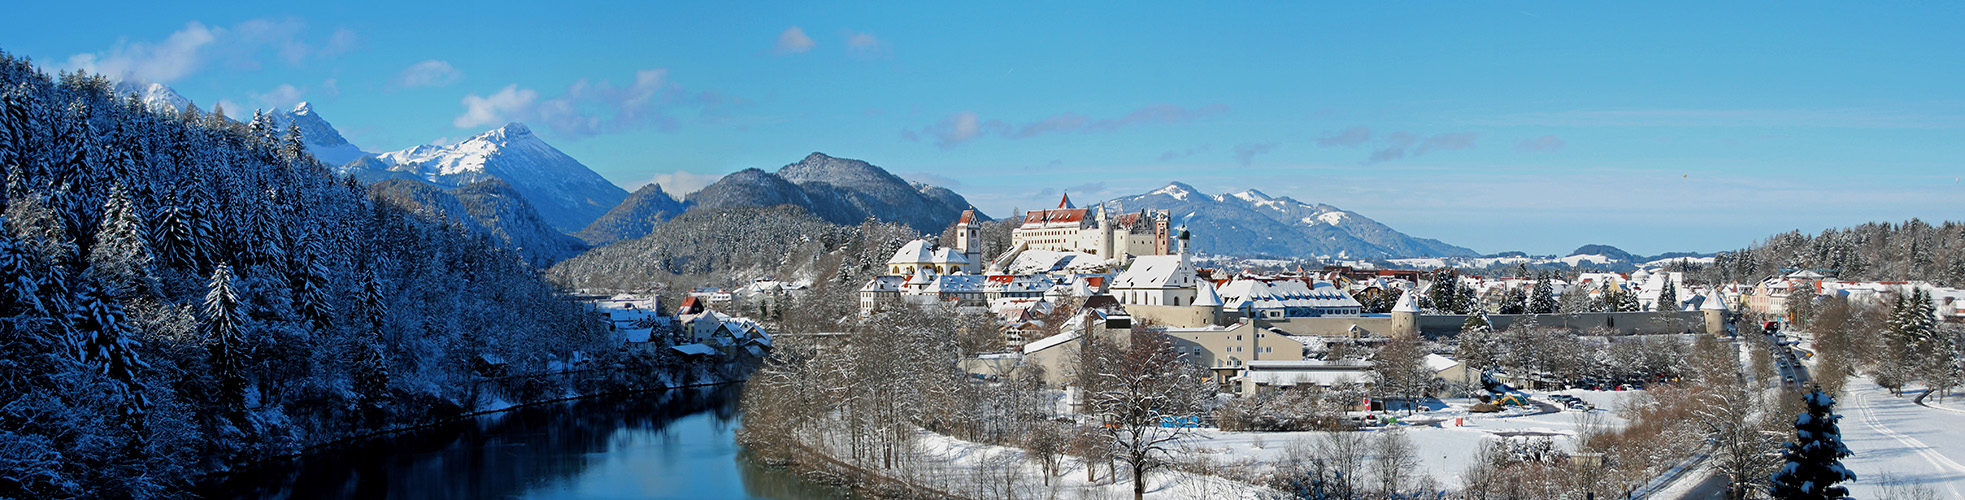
1651;333;1814;500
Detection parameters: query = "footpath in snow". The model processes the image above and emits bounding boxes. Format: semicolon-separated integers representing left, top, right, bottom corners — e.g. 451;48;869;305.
1836;378;1965;499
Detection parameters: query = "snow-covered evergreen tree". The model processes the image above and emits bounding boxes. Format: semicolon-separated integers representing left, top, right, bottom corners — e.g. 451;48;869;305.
1768;389;1855;499
85;184;155;299
1529;271;1557;314
204;263;246;416
1657;279;1679;312
73;285;149;435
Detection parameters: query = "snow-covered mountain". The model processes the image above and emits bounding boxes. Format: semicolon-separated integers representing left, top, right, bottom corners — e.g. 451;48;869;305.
267;102;371;166
111;81;190;113
1385;245;1715;272
1095;182;1478;259
686;152;985;234
358;123;630;233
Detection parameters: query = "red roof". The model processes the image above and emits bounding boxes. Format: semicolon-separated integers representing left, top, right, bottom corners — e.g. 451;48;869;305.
1023;208;1087;225
1082;276;1105;289
958;209;975;225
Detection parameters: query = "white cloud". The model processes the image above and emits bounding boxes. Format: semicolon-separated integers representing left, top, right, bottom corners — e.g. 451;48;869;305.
641;170;721;201
774;26;815;55
454;84;539;128
926;111;983;149
251;84;305;110
452;69;715;137
62;18;355;84
396;60;462;88
64;21;218;83
215;99;247;120
844;30;888;58
321;78;339;97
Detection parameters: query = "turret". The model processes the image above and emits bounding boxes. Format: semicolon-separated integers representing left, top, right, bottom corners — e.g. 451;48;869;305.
1390;289;1420;338
1701;287;1732;336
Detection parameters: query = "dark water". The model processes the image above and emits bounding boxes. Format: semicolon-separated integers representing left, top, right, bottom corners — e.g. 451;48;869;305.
211;385;854;499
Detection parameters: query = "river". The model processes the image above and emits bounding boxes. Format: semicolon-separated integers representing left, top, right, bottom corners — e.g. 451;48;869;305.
210;384;855;499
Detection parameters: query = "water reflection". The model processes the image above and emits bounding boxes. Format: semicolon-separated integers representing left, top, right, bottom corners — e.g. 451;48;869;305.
212;385;854;500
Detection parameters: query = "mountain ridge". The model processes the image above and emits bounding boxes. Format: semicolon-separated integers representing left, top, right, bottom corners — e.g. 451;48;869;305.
356;123;630;233
684;152;985;234
1095;182;1478;259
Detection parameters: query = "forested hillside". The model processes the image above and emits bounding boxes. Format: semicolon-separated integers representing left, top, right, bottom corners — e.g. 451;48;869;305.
0;52;608;497
1700;220;1965;286
547;205;919;328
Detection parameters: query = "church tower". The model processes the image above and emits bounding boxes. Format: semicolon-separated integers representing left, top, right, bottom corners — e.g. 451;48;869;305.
956;209;981;274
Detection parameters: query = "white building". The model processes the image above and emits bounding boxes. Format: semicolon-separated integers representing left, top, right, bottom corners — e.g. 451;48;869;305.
1009;194;1171;261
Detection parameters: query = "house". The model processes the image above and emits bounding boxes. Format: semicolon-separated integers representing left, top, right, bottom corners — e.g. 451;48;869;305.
1234;359;1375;395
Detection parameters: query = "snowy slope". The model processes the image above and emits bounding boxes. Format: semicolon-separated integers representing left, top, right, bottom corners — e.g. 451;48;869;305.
1097;182;1478;259
268;102;372;166
362;123;629;233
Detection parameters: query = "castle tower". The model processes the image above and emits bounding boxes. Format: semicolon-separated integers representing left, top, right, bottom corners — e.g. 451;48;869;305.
955;209;980;274
1702;288;1732;336
1097;205;1115;260
1390;289;1420;338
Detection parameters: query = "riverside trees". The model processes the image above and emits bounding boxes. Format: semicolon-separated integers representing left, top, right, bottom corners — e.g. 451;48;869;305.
0;52;606;497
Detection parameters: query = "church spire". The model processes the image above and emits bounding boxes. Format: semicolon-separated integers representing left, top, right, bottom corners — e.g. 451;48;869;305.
1058;192;1074;209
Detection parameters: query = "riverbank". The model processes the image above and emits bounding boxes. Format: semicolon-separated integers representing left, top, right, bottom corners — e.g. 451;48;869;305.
203;359;758;497
208;384;868;499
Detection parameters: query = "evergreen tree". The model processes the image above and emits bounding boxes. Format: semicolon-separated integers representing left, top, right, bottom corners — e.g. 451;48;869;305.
204;263;246;416
1657;279;1679;312
290;233;334;331
1768;389;1855;499
85;185;155;299
1428;269;1465;314
1529;271;1557;314
73;285;150;441
280;122;306;164
1459;312;1500;374
1498;286;1527;315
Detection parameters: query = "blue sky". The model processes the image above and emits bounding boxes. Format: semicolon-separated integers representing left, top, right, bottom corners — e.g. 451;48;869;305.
6;2;1962;256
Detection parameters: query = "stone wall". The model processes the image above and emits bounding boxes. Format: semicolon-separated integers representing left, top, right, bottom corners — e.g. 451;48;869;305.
1256;311;1709;337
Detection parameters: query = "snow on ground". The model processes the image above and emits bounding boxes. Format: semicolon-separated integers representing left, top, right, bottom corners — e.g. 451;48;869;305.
1178;390;1639;490
902;431;1276;500
1835;377;1965;499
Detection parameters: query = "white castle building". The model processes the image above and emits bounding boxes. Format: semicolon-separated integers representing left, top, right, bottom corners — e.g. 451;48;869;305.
1010;194;1172;261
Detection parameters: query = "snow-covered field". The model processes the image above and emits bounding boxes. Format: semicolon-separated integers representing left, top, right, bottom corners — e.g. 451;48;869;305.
1835;378;1965;499
1178;389;1640;490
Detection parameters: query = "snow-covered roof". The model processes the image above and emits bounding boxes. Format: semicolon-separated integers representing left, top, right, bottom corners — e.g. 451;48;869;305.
1112;254;1192;289
672;343;718;356
890;239;935;264
861;276;905;292
1007;250;1106;275
1194;280;1223;307
931;247;970;265
1391;290;1421;313
1022;331;1078;354
1424;353;1461;372
1700;289;1730;311
622;328;654;343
